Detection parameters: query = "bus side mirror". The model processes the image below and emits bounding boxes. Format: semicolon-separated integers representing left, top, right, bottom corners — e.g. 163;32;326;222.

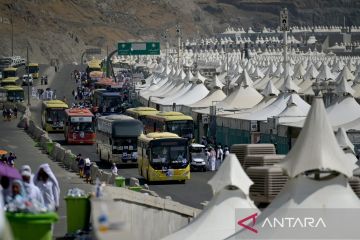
109;138;112;145
146;149;150;156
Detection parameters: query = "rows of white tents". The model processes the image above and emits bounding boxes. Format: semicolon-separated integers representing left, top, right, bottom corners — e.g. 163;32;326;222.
161;97;360;239
138;50;360;154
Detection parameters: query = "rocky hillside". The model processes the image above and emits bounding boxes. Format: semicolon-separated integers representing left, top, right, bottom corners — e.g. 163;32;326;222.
0;0;358;63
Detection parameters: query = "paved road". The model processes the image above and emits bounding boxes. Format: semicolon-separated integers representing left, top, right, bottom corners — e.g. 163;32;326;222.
29;64;214;209
0;111;93;239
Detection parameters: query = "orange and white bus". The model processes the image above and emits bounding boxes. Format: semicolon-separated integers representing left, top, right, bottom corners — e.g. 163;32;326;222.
64;108;96;144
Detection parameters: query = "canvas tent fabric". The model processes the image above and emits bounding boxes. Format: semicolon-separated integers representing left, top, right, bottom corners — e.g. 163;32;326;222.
162;154;259;240
226;175;360;239
208;154;253;196
277;97;356;178
188;89;227;108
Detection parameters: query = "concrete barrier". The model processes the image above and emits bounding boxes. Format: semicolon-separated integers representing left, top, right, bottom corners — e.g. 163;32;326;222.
51;143;61;159
91;186;200;240
17;116;29;129
100;171;112;183
90;164;99;182
63;150;71;168
39;134;52;150
108;173;117;185
70;154;79;172
129;177;140;187
27;120;36;137
33;127;47;141
55;146;66;162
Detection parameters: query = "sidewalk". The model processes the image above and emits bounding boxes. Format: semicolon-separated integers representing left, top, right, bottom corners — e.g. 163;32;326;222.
0;114;93;238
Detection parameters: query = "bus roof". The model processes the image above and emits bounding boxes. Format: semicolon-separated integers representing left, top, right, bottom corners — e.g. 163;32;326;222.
99;114;134;122
147;111;193;121
2;77;19;82
126;107;159;117
27;63;39;67
97;114;143;137
139;132;181;141
65;108;94;117
43;100;68;108
3;67;17;71
1;85;23;91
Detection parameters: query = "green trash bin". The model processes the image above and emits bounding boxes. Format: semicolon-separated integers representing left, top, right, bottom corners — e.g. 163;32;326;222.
115;176;126;187
65;196;91;233
6;212;58;240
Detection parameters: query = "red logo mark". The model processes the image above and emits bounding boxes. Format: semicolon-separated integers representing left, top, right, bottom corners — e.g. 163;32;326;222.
237;213;258;233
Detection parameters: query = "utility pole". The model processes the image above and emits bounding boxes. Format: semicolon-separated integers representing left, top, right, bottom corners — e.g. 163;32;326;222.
26;47;30;106
176;24;181;69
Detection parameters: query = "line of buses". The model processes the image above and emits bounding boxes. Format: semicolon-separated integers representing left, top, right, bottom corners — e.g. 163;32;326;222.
0;63;40;103
40;102;194;182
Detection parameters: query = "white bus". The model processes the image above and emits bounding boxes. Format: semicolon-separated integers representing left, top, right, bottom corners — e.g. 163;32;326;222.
96;114;143;164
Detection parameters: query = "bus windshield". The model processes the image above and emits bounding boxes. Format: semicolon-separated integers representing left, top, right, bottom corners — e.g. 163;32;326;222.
70;122;94;133
166;120;194;139
46;109;66;123
151;145;188;170
27;66;39;74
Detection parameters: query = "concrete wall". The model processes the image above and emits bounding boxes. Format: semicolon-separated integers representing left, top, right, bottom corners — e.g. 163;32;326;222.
91;186;200;240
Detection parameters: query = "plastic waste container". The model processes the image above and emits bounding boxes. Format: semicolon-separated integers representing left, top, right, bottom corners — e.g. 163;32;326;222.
6;212;58;240
65;196;91;233
115;176;126;187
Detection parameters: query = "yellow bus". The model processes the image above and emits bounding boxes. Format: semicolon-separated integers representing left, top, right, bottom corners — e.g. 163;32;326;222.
41;100;69;132
138;132;190;182
2;67;17;79
0;77;19;86
26;63;40;79
125;107;159;122
143;111;194;139
0;85;24;102
86;59;102;75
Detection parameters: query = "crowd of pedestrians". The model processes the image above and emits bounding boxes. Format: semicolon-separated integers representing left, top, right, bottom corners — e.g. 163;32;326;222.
201;136;230;171
2;107;17;121
1;163;60;212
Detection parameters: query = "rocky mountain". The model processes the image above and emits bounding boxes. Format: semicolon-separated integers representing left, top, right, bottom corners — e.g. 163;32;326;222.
0;0;358;63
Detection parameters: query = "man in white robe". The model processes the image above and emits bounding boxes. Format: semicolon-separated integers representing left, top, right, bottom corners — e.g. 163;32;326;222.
34;164;60;211
21;167;44;207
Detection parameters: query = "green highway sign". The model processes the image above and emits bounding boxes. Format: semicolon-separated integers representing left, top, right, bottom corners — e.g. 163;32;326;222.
117;42;160;55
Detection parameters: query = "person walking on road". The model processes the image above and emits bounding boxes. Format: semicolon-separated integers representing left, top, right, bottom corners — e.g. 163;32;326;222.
7;152;16;167
209;147;216;171
111;163;118;175
84;158;92;184
21;167;44;206
34;164;60;211
76;154;85;178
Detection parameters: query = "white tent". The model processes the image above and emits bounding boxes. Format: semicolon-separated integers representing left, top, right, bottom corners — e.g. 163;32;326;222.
188;89;226;108
278;97;356;178
162;154;259;240
327;96;360;126
169;82;210;106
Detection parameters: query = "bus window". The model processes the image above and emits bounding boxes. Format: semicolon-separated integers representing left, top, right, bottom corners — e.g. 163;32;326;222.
47;109;66;124
166;120;194;138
